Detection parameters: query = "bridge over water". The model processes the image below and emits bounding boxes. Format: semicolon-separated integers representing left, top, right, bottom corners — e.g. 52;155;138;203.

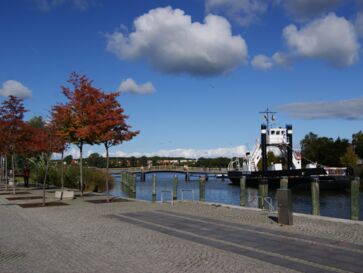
108;166;228;181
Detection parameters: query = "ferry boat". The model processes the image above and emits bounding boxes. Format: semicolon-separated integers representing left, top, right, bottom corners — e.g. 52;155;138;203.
227;109;352;189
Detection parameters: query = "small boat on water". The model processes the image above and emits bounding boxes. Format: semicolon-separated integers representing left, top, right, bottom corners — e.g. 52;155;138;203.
227;109;352;190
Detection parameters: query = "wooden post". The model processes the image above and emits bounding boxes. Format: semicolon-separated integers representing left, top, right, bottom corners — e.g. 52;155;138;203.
311;178;320;216
240;176;246;206
152;174;157;202
258;178;268;209
280;176;288;189
173;175;178;200
351;177;360;221
199;176;206;202
131;174;136;199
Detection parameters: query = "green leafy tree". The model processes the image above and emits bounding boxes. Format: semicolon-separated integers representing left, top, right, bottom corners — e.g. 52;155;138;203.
352;131;363;159
87;153;106;168
340;146;358;168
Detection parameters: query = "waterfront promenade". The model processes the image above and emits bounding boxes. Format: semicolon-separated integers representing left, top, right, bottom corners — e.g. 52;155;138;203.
1;187;363;273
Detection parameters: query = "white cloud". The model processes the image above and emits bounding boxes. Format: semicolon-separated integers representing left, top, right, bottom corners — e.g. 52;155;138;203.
64;146;80;159
283;13;360;67
279;97;363;120
251;52;293;70
251;54;273;70
205;0;267;26
282;0;342;21
356;12;363;38
106;6;248;76
0;80;32;99
110;145;247;159
118;78;155;95
272;52;293;68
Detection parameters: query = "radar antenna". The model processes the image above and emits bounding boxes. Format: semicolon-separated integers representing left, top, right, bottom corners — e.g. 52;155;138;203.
259;108;277;130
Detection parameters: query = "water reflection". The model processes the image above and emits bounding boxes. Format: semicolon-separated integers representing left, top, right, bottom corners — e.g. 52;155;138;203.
109;172;362;220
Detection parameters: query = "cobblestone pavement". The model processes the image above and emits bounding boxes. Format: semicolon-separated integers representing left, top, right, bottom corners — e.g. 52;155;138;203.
0;187;363;273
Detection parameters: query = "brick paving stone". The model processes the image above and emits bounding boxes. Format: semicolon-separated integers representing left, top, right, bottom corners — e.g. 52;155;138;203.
1;189;362;273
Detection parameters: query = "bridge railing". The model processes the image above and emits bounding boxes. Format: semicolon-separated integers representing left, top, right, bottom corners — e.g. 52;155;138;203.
109;166;228;173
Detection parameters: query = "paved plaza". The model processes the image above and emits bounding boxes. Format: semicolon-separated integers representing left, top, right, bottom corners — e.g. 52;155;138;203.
0;187;363;273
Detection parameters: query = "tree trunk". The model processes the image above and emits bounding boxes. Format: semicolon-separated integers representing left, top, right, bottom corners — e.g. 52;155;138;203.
105;144;110;202
79;143;83;197
42;153;50;206
12;154;15;195
5;156;8;191
61;151;64;190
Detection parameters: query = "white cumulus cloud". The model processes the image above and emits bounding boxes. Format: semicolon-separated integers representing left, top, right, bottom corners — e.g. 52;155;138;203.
205;0;267;26
0;80;32;99
279;97;363;120
118;78;155;95
106;6;248;76
110;145;247;159
251;54;274;70
282;0;342;21
283;13;360;67
356;12;363;38
251;52;293;70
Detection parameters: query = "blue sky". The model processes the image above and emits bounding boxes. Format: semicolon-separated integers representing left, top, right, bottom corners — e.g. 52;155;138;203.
0;0;363;158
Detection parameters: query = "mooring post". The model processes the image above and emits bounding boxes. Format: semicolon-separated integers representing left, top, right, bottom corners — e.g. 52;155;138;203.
240;176;246;206
311;177;320;216
258;178;268;209
280;176;289;189
131;174;136;199
173;175;178;200
185;172;190;182
152;174;157;202
351;177;360;221
121;172;125;192
199;176;206;202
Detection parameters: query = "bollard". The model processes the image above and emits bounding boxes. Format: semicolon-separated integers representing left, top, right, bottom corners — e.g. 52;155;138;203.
258;178;268;209
199;176;206;202
152;174;157;202
351;177;360;221
280;176;289;189
173;175;178;200
311;178;320;216
240;176;246;206
277;189;293;225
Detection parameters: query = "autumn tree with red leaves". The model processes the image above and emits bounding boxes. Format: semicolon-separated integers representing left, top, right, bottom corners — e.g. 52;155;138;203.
0;96;28;194
96;92;139;201
59;73;107;196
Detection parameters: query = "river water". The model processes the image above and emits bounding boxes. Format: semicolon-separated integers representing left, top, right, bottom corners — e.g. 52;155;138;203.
109;172;363;221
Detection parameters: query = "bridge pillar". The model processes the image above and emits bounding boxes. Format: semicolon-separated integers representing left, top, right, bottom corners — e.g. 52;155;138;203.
185;172;190;182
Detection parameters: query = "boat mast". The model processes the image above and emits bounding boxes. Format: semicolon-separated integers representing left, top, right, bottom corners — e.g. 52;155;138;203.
259;107;276;130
